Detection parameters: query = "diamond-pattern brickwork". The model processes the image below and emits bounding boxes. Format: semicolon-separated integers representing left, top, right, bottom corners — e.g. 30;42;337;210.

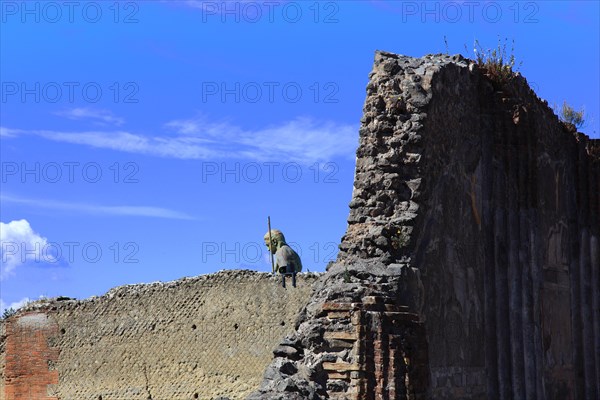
1;270;320;400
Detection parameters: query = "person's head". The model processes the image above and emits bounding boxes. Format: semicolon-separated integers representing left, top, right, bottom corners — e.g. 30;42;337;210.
264;229;286;253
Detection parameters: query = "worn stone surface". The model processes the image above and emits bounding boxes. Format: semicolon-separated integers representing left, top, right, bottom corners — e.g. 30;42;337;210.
249;51;599;399
0;270;320;400
0;321;5;400
246;260;427;399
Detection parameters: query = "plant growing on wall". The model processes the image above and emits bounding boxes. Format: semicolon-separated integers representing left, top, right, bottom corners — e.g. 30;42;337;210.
1;307;16;319
556;101;585;129
469;37;522;84
391;228;409;250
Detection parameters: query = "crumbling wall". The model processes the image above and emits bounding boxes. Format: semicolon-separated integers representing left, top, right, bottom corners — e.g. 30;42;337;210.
0;320;6;400
410;55;599;400
250;51;599;400
1;270;320;400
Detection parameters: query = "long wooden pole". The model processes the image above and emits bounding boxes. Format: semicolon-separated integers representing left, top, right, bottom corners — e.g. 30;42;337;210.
268;216;275;274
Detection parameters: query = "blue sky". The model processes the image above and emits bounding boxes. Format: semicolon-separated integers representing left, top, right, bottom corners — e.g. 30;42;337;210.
1;1;598;312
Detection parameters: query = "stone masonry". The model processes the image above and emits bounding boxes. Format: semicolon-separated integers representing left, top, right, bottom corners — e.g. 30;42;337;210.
248;51;599;399
0;270;321;400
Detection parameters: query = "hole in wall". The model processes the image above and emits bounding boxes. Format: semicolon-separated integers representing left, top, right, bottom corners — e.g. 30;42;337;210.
98;396;102;400
192;324;197;330
280;321;285;326
60;328;66;334
234;323;239;330
194;394;199;399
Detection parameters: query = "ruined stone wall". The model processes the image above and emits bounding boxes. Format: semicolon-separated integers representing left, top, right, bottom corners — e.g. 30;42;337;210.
251;51;599;400
0;320;6;400
414;56;599;400
339;51;599;399
338;51;599;400
0;270;320;400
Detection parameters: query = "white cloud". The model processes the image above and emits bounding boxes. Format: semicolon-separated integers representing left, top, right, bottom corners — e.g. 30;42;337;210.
0;297;32;315
55;107;125;126
1;117;358;164
1;194;196;220
0;219;56;279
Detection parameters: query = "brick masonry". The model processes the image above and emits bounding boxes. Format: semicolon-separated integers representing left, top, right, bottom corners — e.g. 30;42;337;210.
3;313;59;400
320;295;428;400
0;270;321;400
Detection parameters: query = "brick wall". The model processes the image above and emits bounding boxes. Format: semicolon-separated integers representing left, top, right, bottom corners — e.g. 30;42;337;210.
320;295;428;400
4;313;59;400
1;270;320;400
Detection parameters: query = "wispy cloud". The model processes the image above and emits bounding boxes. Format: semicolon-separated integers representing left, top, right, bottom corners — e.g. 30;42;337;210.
1;194;196;220
2;117;358;164
54;107;125;126
0;127;20;137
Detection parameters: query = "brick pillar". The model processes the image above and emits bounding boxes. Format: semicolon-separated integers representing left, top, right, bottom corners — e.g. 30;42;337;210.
320;297;429;400
4;312;59;400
